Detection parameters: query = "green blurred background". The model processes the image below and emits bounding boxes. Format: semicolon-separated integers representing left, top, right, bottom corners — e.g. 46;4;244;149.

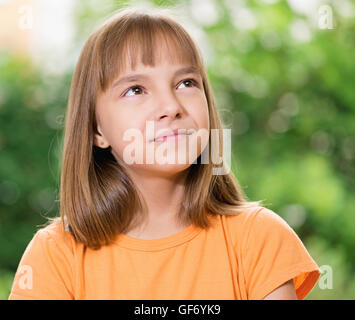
0;0;354;299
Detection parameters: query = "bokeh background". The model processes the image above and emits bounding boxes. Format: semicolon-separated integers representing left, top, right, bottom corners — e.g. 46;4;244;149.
0;0;354;299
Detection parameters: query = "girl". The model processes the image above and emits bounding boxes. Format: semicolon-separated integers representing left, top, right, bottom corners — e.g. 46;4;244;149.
9;7;321;300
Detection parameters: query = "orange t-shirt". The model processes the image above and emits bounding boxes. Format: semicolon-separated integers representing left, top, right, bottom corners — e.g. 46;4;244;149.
8;206;321;300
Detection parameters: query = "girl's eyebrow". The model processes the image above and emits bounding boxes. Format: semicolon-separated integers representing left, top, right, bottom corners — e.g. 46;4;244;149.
111;66;200;89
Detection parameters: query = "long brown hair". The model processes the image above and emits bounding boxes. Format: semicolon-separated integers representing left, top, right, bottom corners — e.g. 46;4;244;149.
56;6;263;249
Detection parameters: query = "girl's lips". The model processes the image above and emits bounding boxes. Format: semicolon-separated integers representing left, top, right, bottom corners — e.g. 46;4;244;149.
154;132;191;143
153;129;194;142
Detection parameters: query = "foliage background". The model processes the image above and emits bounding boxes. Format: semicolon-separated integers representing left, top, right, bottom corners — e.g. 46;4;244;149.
0;0;354;299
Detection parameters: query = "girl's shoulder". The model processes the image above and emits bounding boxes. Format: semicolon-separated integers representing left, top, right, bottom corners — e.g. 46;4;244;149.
34;217;78;253
221;205;280;229
220;205;296;247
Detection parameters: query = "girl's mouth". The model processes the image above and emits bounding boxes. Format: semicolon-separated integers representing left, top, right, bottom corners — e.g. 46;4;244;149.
154;132;192;143
153;129;194;143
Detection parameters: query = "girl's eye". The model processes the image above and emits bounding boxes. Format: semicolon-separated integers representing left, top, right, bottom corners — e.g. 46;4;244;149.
122;78;198;97
123;85;145;97
178;78;198;89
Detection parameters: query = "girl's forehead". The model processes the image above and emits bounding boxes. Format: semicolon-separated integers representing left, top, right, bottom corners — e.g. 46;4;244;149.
99;26;200;91
122;54;194;74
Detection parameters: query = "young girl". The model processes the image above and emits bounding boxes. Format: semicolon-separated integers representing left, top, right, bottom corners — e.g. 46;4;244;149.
9;7;321;300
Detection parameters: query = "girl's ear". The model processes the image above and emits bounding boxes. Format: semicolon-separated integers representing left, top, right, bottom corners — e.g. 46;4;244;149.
94;124;110;148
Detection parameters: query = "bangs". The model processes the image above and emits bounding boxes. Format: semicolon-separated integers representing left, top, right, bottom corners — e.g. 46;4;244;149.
95;13;202;92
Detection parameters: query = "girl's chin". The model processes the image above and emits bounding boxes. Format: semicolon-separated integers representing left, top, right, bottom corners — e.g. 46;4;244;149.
126;162;195;175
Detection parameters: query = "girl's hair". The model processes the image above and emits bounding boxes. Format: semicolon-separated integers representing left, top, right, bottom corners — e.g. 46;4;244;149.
57;6;263;249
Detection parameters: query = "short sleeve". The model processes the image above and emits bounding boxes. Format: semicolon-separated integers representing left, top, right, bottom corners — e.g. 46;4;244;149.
242;208;321;300
8;227;74;300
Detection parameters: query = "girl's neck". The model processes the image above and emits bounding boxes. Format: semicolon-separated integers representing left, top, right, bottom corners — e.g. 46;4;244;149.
124;166;189;234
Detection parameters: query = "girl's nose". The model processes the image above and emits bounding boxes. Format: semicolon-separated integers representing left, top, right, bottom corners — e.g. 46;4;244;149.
155;91;184;121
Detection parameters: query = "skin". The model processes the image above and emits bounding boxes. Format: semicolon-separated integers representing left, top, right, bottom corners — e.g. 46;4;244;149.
263;279;298;300
94;43;210;239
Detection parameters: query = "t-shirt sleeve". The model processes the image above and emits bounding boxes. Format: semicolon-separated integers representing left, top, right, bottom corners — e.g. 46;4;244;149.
8;227;74;300
242;207;321;300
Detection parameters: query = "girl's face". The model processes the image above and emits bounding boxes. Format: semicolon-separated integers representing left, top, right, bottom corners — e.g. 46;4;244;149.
94;47;210;176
